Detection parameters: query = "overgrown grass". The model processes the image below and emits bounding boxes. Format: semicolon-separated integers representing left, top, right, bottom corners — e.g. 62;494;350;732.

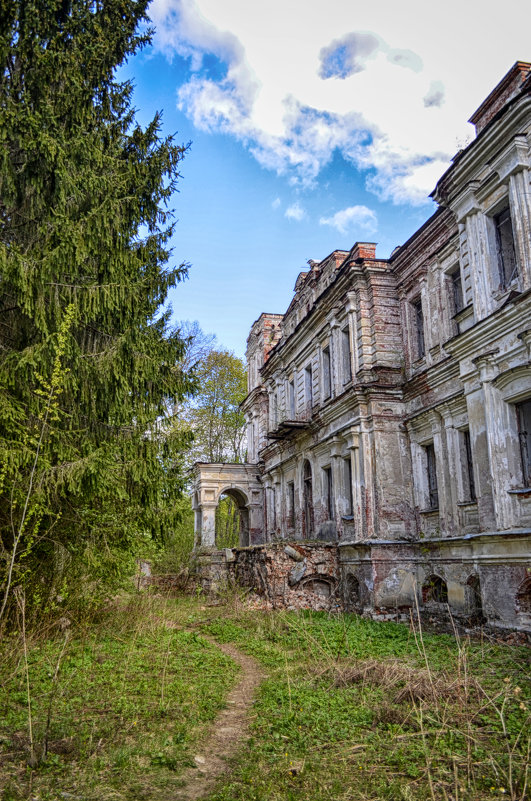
0;593;238;801
1;593;529;801
202;606;530;801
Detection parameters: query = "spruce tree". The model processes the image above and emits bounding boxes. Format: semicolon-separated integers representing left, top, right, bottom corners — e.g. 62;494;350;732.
0;0;194;618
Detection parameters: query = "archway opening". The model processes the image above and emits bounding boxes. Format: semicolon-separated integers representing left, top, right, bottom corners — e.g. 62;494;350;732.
303;460;313;539
422;574;448;604
466;574;484;622
345;574;361;612
516;577;531;625
215;488;249;548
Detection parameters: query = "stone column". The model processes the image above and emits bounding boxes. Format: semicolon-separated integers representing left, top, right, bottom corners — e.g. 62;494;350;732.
508;167;531;288
437;407;460;536
199;504;217;548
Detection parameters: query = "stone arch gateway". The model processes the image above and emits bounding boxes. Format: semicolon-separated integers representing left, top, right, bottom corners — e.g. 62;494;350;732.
192;463;264;549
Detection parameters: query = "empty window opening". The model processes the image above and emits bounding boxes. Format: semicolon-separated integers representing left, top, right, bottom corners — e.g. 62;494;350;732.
342;326;352;383
413;298;425;359
516;577;531;616
450;267;464;313
287;481;295;528
303;460;313;538
463;429;476;501
322;346;331;399
323;466;334;520
466;575;484;621
422;574;448;604
516;400;531;487
304;365;313;410
344;457;353;516
494;207;518;288
215;493;247;549
425;443;439;510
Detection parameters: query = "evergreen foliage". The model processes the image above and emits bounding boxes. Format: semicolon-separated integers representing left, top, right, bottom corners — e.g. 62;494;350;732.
0;0;194;619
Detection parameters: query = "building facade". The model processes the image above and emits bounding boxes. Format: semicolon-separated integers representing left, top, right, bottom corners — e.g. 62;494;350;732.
193;62;531;631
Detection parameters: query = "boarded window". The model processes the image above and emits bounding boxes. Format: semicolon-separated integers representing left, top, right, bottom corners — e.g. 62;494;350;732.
516;400;531;487
494;207;518;288
426;443;438;509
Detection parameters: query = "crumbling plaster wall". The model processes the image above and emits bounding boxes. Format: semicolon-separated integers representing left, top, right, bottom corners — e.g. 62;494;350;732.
228;542;340;611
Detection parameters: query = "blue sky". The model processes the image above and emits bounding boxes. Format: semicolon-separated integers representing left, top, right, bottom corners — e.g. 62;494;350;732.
122;0;530;357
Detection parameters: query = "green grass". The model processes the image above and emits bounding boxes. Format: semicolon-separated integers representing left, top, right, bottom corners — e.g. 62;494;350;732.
0;594;239;801
201;607;530;801
0;595;529;801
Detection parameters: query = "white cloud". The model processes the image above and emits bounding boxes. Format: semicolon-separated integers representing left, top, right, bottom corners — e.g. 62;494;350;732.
285;202;306;221
271;197;281;210
319;205;377;235
150;0;531;204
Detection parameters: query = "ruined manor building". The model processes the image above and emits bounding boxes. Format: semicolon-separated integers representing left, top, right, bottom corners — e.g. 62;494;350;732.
193;62;531;631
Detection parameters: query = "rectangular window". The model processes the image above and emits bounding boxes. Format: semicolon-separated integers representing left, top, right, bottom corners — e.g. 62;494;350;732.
323;466;334;520
413;298;425;359
463;429;476;501
271;392;278;427
450;267;464;313
287;481;295;528
516;400;531;487
288;379;295;418
425;443;438;509
322;346;331;399
344;457;353;516
305;365;313;409
494;207;518;288
342;326;352;383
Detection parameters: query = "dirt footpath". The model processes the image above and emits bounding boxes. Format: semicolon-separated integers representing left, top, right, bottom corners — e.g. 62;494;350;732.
172;638;264;800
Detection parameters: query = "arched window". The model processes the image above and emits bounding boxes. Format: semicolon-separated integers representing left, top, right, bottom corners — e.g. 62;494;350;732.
345;574;361;612
422;574;448;604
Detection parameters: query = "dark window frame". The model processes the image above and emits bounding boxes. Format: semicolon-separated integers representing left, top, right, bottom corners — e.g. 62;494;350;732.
425;442;439;510
323;465;334;520
412;297;425;359
463;429;476;501
494;206;518;289
450;267;464;313
322;345;331;399
341;326;352;384
516;400;531;487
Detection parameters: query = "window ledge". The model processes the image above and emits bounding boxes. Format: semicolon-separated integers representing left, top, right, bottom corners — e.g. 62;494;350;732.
508;488;531;497
457;500;478;507
453;303;473;322
341;515;355;522
420;507;439;515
